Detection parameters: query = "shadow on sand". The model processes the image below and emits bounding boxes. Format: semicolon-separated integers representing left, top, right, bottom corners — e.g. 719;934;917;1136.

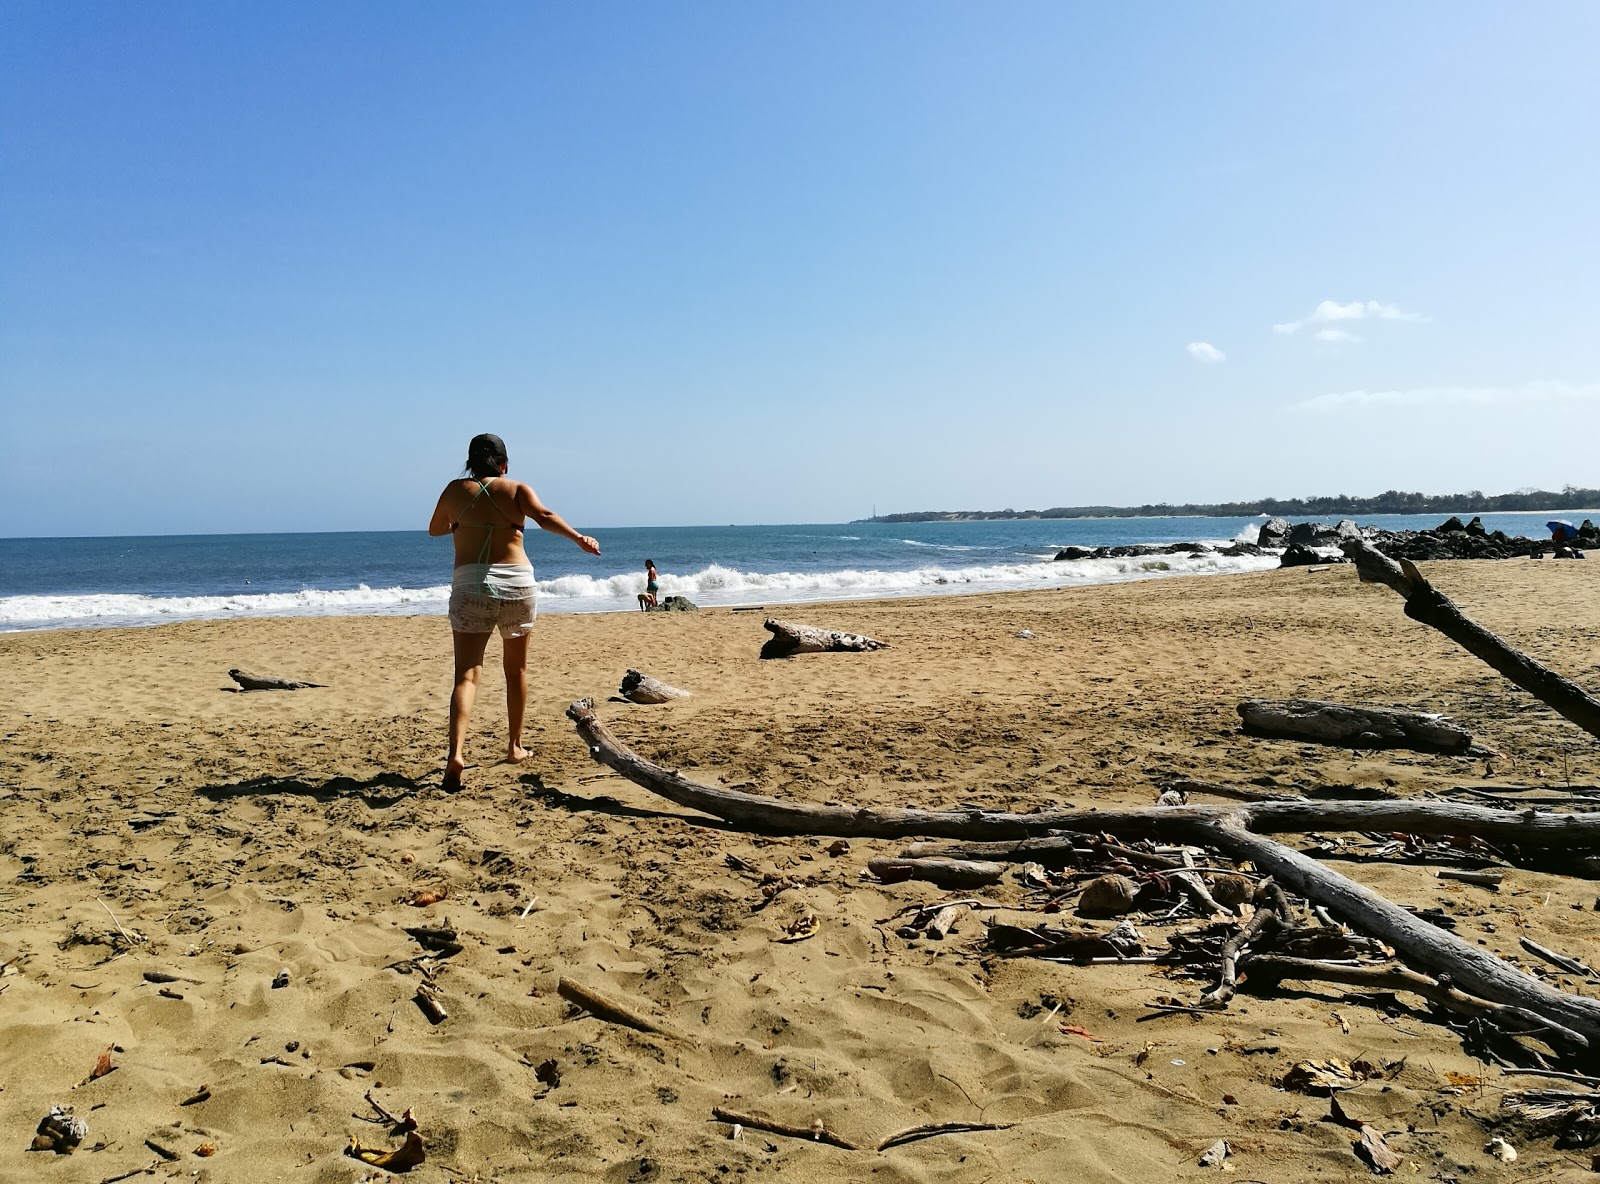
197;770;422;806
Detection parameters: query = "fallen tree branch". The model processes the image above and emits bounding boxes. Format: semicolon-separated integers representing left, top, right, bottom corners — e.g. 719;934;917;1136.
1242;955;1588;1049
1341;538;1600;741
876;1121;1014;1151
565;699;1600;1045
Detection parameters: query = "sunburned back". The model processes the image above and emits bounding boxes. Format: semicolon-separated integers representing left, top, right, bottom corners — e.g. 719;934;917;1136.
444;477;529;567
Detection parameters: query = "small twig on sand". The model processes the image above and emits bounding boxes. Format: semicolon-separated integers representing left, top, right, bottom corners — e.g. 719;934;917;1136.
97;1163;159;1184
1519;937;1592;977
712;1106;858;1150
96;897;140;946
876;1121;1014;1151
363;1090;400;1125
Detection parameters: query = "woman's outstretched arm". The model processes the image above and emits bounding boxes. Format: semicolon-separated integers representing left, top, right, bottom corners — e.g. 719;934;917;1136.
519;484;600;554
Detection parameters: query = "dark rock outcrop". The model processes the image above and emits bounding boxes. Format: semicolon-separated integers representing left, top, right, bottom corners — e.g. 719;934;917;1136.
1257;517;1290;546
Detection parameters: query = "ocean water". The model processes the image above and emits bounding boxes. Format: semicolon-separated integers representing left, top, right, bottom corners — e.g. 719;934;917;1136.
0;513;1578;633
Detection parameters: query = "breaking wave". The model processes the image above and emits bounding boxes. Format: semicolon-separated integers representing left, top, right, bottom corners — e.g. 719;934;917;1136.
0;551;1280;632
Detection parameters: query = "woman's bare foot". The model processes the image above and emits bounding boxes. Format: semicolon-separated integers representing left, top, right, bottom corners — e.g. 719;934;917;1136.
507;743;529;764
442;756;466;793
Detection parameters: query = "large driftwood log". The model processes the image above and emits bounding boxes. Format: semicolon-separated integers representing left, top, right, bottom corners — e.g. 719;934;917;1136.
1238;698;1475;754
228;668;325;691
565;698;1600;1044
619;670;690;704
759;618;890;660
1342;538;1600;741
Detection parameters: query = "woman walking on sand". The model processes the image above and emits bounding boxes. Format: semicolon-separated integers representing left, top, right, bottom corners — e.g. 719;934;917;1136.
428;433;600;792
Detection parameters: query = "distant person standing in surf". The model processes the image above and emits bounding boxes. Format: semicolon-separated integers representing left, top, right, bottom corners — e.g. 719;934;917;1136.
428;433;600;792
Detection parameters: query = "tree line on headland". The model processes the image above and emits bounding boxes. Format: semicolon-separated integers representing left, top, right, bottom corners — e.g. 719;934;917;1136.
859;486;1600;524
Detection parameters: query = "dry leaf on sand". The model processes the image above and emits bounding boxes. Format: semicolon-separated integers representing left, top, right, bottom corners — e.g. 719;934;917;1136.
347;1130;426;1172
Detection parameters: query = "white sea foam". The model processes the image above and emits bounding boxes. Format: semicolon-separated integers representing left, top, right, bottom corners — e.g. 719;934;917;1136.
0;551;1281;632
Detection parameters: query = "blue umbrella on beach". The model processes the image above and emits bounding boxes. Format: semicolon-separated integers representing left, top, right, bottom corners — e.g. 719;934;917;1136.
1549;519;1577;540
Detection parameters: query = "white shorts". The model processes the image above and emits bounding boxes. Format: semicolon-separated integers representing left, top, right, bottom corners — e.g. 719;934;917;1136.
449;564;537;638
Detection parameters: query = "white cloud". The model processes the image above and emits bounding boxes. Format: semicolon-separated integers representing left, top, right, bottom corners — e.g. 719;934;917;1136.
1187;341;1226;363
1295;381;1600;414
1314;328;1360;343
1274;299;1426;336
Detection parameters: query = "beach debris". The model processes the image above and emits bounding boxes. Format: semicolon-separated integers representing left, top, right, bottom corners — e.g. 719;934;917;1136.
534;1060;561;1089
346;1130;426;1172
414;982;448;1024
31;1106;87;1154
142;969;200;985
158;987;184;1000
711;1106;858;1150
145;1132;182;1160
410;886;450;907
557;976;673;1036
1325;1095;1401;1173
868;855;1006;889
403;923;461;955
1520;936;1594;976
1014;629;1035;639
876;1121;1014;1151
758;618;890;659
1280;1058;1399;1095
619;669;691;704
1061;1024;1103;1042
564;698;1600;1059
774;911;820;943
193;1142;217;1157
924;902;966;940
1238;697;1478;755
1197;1138;1230;1168
1077;874;1141;917
95;896;145;948
1438;868;1503;890
728;1123;743;1140
86;1046;117;1083
271;967;290;989
1484;1136;1517;1162
827;839;850;857
180;1085;211;1106
987;919;1145;961
227;667;326;691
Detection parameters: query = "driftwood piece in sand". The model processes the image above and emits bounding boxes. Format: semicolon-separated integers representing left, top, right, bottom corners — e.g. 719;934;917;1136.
1342;537;1600;741
924;903;968;940
565;698;1600;1044
1238;698;1475;754
228;668;325;691
712;1106;858;1150
867;856;1007;889
759;618;889;660
557;977;670;1036
619;670;690;704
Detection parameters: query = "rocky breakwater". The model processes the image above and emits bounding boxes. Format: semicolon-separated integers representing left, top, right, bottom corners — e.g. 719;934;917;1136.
1257;514;1600;568
1053;540;1266;561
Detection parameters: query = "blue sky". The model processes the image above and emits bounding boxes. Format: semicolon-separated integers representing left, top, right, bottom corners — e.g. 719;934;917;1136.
3;2;1598;535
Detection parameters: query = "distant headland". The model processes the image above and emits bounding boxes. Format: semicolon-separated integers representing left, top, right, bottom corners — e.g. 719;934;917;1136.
857;486;1600;524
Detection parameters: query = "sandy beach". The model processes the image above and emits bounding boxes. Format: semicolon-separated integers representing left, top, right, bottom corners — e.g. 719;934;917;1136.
4;559;1600;1182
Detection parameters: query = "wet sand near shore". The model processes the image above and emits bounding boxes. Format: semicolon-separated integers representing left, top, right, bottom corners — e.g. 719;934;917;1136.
2;559;1599;1182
